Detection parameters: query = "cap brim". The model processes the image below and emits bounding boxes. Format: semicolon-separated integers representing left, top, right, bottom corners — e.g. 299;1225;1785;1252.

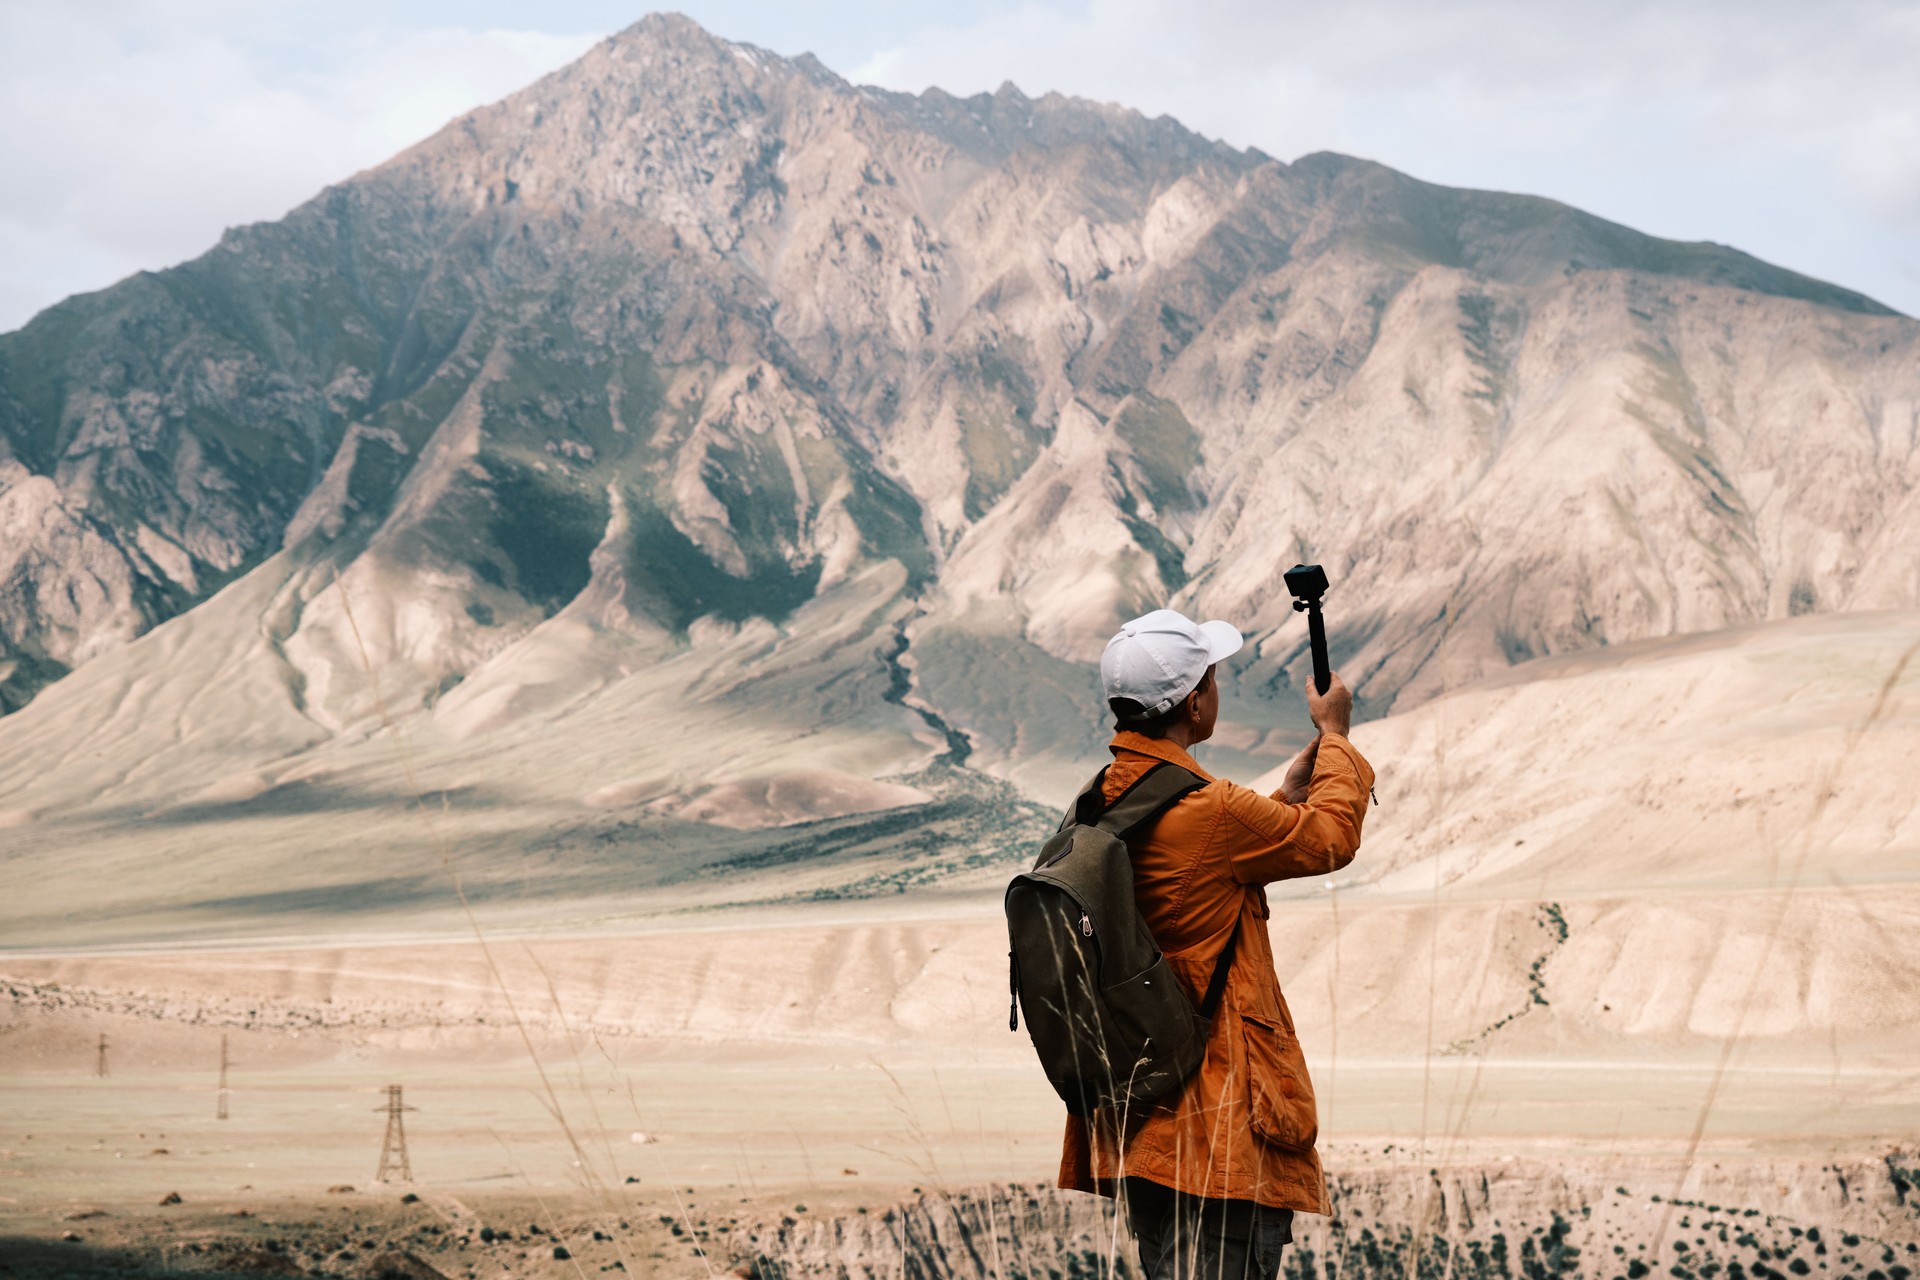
1198;619;1243;665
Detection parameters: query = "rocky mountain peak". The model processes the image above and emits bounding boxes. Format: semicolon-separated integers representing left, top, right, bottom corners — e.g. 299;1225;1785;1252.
367;15;805;225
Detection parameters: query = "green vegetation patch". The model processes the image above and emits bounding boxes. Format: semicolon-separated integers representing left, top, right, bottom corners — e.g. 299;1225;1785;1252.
0;646;70;717
478;332;643;468
843;463;934;588
957;346;1043;520
1113;392;1202;514
621;498;820;631
959;408;1039;520
484;457;609;616
700;432;805;555
1629;339;1708;437
1340;222;1456;276
612;349;667;445
1457;292;1510;405
659;765;1055;902
179;403;314;505
367;275;482;407
1110;462;1189;591
370;346;487;445
1625;403;1746;525
0;294;124;472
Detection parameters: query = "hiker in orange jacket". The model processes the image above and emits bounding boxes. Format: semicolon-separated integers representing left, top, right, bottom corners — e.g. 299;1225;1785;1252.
1061;608;1375;1280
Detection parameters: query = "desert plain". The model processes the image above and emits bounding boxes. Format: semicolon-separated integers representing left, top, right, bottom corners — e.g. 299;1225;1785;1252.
5;608;1918;1278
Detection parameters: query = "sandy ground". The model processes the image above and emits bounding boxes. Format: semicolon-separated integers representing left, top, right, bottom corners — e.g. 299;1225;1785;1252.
6;889;1919;1277
4;1004;1916;1275
6;900;1916;1231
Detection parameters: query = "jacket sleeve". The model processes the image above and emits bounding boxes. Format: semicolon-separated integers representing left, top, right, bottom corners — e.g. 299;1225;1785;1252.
1217;734;1375;885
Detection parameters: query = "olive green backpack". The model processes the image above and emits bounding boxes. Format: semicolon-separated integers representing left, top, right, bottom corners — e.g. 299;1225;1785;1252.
1005;762;1239;1116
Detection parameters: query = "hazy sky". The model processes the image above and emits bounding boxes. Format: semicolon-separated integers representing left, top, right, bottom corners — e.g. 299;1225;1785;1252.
3;0;1916;332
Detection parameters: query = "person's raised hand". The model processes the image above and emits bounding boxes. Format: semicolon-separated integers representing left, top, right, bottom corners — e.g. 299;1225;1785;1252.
1305;669;1353;738
1279;736;1321;803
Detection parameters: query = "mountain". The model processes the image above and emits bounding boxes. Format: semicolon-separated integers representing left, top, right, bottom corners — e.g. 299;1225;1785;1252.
2;12;1918;832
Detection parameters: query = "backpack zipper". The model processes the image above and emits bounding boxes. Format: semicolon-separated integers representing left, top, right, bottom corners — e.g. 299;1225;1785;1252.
1079;911;1093;937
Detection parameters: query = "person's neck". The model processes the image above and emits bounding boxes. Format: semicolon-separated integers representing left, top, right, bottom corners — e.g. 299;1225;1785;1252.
1160;724;1200;753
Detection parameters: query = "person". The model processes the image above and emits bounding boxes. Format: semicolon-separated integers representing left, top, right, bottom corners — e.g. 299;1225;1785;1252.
1058;607;1375;1280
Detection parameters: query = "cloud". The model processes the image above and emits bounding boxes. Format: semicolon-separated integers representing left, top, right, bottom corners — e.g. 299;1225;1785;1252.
0;1;597;330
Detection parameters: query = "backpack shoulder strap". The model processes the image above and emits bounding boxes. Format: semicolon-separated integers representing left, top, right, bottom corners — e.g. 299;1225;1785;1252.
1092;762;1208;839
1058;767;1112;832
1198;920;1240;1020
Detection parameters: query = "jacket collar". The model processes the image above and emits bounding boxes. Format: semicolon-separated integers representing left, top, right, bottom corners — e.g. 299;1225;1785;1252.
1109;730;1216;783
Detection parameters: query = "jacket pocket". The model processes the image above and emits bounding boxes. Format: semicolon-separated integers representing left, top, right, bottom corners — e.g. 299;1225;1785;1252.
1241;1013;1317;1151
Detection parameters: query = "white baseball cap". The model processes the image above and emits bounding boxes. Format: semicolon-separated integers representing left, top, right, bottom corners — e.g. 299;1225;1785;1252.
1100;608;1243;720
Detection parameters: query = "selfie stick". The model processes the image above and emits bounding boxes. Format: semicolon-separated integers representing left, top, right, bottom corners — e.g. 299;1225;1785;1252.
1284;563;1331;696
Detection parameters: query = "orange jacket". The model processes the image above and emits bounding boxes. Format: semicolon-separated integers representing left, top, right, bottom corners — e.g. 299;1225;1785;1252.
1057;728;1375;1212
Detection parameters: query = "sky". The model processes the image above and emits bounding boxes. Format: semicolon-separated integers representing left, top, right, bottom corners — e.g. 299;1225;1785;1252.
2;0;1917;332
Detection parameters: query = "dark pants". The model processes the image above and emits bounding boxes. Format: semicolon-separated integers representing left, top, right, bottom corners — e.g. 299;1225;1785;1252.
1120;1176;1293;1280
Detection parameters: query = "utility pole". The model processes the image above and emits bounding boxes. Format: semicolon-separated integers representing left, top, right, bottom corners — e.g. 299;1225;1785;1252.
373;1085;416;1184
95;1033;108;1078
217;1034;230;1120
